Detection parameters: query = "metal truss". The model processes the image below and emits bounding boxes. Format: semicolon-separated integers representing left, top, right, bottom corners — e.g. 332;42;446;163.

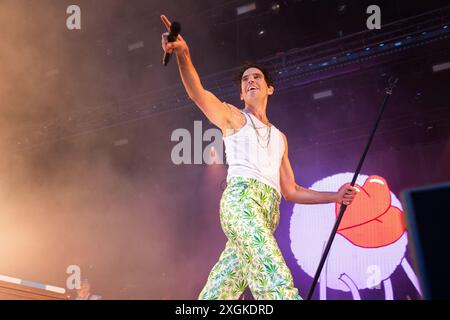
16;6;450;149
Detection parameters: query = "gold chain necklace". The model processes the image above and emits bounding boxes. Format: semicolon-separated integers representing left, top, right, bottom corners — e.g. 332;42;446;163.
246;112;272;149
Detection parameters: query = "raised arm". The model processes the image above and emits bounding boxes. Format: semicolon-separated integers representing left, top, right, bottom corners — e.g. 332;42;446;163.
160;15;235;132
279;133;356;205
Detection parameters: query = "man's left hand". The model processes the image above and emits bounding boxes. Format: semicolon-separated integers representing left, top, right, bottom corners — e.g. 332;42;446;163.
336;184;357;205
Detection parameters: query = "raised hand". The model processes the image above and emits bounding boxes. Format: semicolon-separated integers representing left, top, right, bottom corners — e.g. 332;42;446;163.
160;15;187;55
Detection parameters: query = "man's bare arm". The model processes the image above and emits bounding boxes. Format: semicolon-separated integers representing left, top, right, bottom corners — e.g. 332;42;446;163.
161;15;235;132
279;133;356;204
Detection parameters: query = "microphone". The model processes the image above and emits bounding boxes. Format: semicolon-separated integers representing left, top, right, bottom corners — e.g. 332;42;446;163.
163;21;181;66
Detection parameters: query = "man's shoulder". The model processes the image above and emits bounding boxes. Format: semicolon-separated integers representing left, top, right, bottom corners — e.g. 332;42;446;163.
277;129;287;141
223;102;242;114
223;102;245;131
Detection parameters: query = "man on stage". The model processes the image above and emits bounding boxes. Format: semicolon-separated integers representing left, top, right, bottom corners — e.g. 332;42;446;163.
160;14;356;300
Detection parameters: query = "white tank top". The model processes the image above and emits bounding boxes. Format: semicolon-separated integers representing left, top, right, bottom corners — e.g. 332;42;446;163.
223;110;285;195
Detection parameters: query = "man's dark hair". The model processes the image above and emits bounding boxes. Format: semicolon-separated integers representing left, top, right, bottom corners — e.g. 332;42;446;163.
236;62;274;91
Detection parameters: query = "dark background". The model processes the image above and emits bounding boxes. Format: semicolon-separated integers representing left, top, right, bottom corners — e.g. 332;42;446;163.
0;0;448;299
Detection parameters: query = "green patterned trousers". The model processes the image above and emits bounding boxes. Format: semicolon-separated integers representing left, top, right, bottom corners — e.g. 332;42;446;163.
198;176;302;300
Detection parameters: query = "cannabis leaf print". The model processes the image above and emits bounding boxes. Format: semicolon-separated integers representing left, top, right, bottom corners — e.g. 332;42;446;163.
199;177;302;300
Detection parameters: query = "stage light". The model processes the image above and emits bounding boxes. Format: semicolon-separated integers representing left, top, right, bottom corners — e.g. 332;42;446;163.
432;62;450;72
338;4;347;13
45;68;59;77
128;41;144;51
114;138;129;146
271;2;281;14
394;41;402;46
313;89;333;100
257;27;266;37
444;25;448;29
379;43;385;47
236;2;256;15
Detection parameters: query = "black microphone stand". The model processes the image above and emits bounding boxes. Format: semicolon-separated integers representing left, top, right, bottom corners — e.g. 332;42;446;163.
306;76;399;300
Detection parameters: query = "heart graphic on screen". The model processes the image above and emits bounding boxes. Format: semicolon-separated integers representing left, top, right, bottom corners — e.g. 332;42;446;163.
335;175;405;248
